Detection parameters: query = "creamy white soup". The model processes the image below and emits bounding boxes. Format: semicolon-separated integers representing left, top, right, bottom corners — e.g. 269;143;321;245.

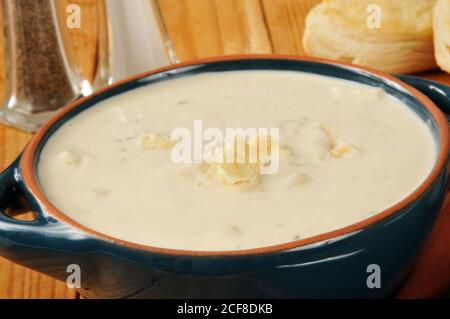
38;71;436;251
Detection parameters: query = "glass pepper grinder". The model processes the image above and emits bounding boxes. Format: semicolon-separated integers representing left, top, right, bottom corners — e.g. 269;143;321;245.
1;0;87;132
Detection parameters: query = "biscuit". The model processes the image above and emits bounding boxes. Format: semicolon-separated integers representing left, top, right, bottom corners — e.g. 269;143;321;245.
303;0;437;73
433;0;450;73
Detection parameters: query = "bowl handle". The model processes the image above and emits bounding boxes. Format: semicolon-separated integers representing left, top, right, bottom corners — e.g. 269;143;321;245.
395;74;450;123
0;158;91;284
0;158;52;238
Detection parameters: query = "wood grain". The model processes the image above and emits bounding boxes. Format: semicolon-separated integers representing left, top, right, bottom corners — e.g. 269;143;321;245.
0;1;3;102
261;0;321;55
159;0;271;61
0;0;449;299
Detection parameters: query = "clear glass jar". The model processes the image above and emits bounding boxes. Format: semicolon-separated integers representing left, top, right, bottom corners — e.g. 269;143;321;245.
93;0;178;90
1;0;85;131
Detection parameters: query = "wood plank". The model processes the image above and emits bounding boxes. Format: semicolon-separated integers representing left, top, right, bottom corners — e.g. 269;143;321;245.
159;0;271;61
261;0;321;55
214;0;272;54
0;0;4;102
0;262;77;299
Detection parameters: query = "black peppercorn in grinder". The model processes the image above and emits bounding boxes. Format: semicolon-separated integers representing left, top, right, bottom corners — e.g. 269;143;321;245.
1;0;89;132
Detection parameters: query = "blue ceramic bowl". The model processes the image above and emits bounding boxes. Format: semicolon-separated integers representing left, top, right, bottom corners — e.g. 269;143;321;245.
1;56;449;298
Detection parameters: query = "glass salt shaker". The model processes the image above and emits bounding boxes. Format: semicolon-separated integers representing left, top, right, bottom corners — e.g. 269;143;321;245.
1;0;87;132
93;0;178;90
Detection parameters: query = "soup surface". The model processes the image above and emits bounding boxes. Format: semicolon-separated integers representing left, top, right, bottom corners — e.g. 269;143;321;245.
38;70;436;251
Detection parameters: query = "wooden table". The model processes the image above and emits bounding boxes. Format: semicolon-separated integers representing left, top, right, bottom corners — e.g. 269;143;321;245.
0;0;449;299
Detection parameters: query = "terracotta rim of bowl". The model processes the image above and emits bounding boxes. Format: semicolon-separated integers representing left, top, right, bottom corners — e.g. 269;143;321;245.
20;55;450;256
